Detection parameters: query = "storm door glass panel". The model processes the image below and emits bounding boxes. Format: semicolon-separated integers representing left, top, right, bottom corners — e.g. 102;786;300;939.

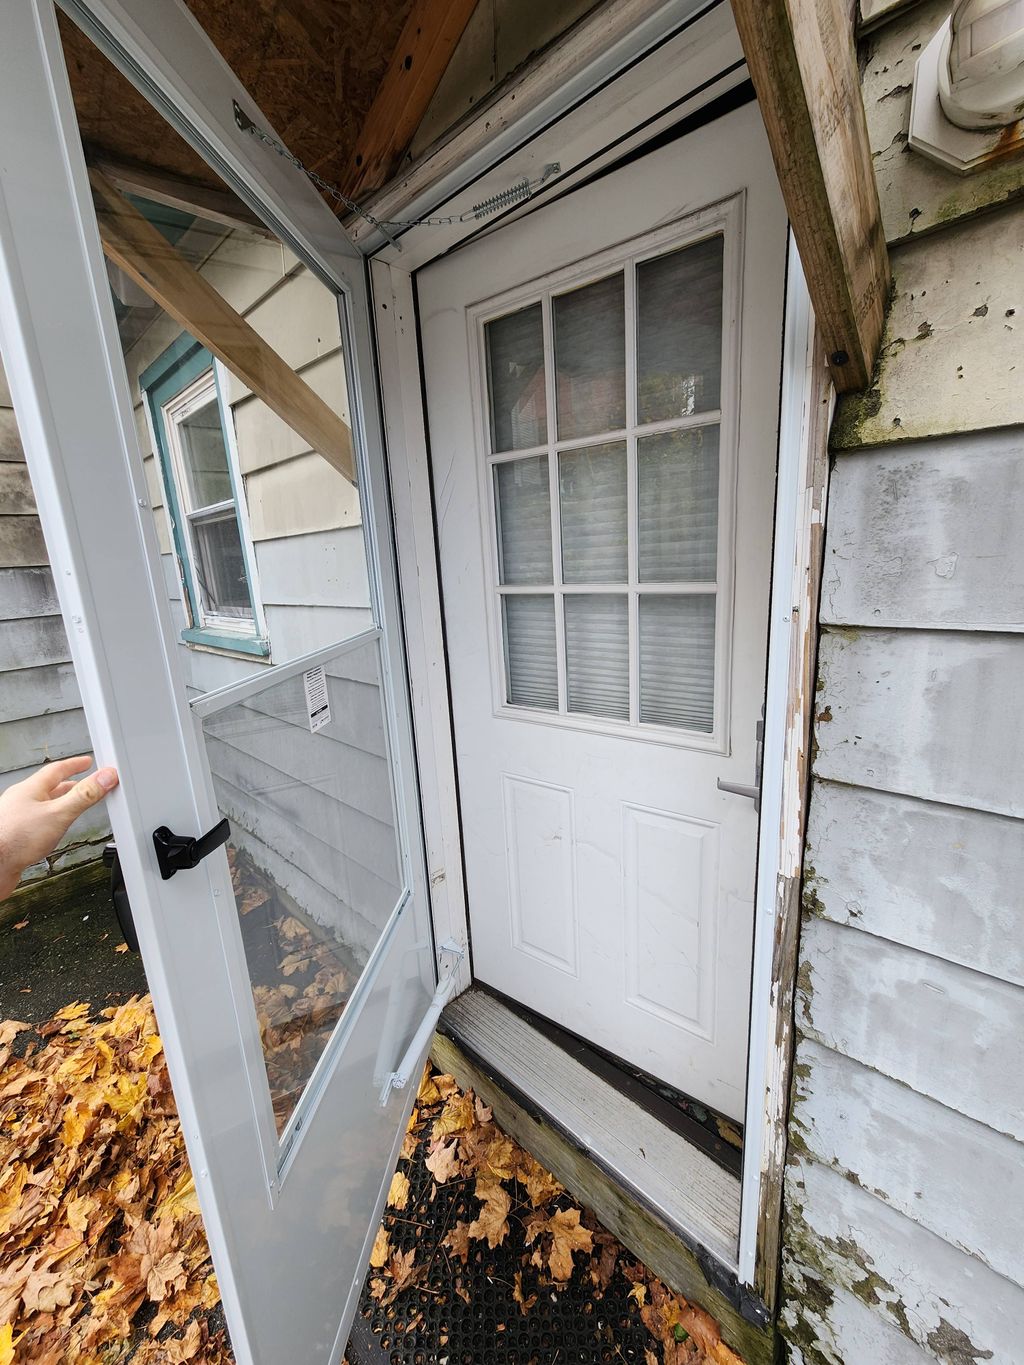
178;395;232;505
565;594;629;720
639;595;716;731
494;456;552;584
201;636;403;1135
637;427;719;582
559;442;627;584
636;236;724;423
486;304;547;451
553;273;626;440
503;596;558;709
192;509;250;617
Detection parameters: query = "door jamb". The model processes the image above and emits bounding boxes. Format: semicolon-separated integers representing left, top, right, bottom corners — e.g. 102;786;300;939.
370;100;832;1313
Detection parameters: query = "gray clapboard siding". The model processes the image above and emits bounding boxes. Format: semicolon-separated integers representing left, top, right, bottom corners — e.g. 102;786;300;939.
821;429;1024;630
213;773;399;950
0;567;61;620
0;409;23;459
254;527;369;609
0;462;36;514
805;780;1024;988
0;708;92;772
798;915;1024;1141
792;1038;1024;1286
237;670;388;760
204;735;399;889
785;1156;1024;1363
0;663;81;724
261;605;374;663
814;627;1024;817
0;615;71;672
0;516;47;568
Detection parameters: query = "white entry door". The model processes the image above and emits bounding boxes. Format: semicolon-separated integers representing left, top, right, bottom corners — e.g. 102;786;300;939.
420;102;787;1121
0;4;437;1363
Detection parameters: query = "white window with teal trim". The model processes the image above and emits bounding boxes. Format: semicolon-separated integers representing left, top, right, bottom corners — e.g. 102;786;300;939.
142;337;268;657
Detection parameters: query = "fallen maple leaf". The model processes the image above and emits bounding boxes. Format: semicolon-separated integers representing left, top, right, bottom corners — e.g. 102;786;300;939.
0;1323;14;1365
524;1206;593;1281
431;1091;475;1141
468;1176;510;1249
115;943;129;954
369;1226;390;1269
386;1171;410;1211
424;1136;460;1184
512;1271;537;1316
12;921;28;932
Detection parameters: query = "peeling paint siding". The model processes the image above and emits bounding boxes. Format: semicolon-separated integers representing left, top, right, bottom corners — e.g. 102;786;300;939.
820;428;1024;629
786;1156;1022;1362
792;1037;1024;1284
831;203;1023;449
798;916;1024;1140
780;1162;1015;1365
814;627;1024;817
783;1278;938;1365
862;0;1024;244
784;5;1024;1356
805;781;1024;988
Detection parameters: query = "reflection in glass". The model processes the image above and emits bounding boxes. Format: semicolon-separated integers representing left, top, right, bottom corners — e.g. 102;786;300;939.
638;427;719;583
192;510;251;617
494;456;552;584
554;273;626;440
502;596;558;710
559;442;627;584
486;304;547;451
177;396;232;505
202;638;403;1134
637;237;724;423
565;594;629;720
639;595;716;731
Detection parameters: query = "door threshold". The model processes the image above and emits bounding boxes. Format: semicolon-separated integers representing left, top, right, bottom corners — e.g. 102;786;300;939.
439;987;740;1273
479;983;743;1178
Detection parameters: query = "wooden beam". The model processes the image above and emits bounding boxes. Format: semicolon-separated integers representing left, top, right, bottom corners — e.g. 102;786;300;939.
87;150;267;234
89;170;355;485
729;0;890;392
344;0;478;201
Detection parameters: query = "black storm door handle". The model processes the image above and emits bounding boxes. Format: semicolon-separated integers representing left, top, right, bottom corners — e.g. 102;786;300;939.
153;818;231;880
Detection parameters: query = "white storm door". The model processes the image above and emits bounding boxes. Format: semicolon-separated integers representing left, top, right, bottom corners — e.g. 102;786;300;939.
420;101;787;1122
0;4;435;1364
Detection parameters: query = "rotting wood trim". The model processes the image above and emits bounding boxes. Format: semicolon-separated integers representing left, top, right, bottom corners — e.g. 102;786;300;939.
431;1030;777;1365
729;0;890;392
752;335;834;1310
343;0;478;202
89;170;356;485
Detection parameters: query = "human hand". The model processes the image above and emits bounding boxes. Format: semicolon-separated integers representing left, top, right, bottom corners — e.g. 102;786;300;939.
0;756;119;900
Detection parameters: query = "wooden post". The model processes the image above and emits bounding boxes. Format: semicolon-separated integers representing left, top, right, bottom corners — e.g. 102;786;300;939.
730;0;890;392
344;0;478;201
89;170;356;484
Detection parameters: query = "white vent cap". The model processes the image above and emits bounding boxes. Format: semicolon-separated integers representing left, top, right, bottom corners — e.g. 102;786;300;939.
940;0;1024;129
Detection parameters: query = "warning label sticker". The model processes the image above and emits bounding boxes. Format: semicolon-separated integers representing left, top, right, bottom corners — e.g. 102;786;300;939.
303;665;332;733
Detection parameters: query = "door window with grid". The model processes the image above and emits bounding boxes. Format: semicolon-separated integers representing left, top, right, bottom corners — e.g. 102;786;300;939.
483;225;730;740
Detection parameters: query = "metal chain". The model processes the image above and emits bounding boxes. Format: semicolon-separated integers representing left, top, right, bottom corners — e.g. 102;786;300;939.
233;102;559;248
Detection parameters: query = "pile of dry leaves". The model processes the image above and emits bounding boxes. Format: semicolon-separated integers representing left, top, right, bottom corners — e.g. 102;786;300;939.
229;845;353;1135
368;1068;746;1365
0;998;227;1364
0;985;744;1365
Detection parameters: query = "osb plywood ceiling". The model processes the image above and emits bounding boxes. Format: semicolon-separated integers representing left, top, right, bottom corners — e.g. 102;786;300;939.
59;0;416;198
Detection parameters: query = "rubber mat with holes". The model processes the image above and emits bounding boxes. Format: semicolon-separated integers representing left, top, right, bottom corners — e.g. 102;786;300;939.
348;1143;653;1364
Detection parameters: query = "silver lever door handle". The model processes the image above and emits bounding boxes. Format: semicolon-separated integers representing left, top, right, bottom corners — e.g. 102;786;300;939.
717;779;760;808
717;707;765;813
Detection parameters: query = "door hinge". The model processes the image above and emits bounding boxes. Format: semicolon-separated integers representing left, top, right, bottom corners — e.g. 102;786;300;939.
153;818;231;880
